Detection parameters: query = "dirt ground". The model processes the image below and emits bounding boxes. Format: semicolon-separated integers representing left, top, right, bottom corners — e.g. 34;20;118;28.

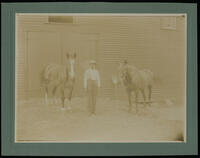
16;97;185;142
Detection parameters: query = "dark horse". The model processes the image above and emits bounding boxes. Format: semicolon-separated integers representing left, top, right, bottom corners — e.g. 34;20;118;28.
118;62;154;113
41;52;76;110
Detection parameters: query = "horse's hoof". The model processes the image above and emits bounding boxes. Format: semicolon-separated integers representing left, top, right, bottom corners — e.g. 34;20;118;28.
90;113;96;117
68;109;72;113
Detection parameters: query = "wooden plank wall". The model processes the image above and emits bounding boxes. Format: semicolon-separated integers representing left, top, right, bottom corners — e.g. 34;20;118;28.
16;15;186;103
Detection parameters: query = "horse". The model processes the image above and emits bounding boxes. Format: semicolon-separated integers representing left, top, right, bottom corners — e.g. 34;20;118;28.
118;62;154;113
40;52;76;110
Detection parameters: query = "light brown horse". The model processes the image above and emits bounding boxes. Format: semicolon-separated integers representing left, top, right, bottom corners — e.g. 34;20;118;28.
118;61;154;113
41;52;76;110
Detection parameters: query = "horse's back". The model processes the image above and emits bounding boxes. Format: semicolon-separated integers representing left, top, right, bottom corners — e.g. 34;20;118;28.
43;64;67;82
128;66;145;89
128;66;153;89
139;69;154;87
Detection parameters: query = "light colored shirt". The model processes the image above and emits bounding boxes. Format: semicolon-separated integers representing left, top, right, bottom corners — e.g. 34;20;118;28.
84;68;101;88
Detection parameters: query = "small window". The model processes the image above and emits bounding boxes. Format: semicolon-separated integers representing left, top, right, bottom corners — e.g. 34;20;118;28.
48;16;73;23
160;17;176;30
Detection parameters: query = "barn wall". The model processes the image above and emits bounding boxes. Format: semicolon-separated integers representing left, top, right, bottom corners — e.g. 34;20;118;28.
16;15;186;103
75;16;186;102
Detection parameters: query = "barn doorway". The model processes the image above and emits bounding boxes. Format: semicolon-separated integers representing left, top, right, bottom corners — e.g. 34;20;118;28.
26;31;99;99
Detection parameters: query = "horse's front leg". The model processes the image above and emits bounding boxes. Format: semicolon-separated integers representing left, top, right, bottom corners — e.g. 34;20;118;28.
148;85;152;106
52;85;59;105
45;86;49;105
135;90;139;113
141;89;146;107
127;89;132;113
61;89;65;110
66;88;73;112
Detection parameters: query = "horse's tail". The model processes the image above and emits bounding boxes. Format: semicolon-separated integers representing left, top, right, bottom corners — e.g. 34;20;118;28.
40;65;50;90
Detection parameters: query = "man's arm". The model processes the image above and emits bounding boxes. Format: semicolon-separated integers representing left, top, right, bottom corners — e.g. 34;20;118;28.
84;70;88;89
97;71;101;88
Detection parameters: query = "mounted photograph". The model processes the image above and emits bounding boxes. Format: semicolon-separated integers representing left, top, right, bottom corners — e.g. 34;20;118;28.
15;13;186;143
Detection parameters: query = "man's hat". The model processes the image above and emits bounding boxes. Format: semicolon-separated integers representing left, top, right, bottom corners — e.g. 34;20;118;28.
89;60;96;64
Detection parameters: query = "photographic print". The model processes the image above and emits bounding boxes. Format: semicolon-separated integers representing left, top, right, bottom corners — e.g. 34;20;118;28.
15;13;186;143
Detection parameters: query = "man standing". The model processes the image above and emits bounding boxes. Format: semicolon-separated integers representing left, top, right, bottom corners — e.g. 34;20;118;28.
84;60;101;115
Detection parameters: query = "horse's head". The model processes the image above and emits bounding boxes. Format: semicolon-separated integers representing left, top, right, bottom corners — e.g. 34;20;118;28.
118;62;131;85
116;63;124;84
66;52;76;79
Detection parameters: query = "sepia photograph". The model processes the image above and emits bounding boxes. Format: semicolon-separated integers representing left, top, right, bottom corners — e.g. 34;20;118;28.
15;13;186;143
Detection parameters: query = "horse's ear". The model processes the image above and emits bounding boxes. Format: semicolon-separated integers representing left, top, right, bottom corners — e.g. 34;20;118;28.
73;53;76;58
66;53;69;59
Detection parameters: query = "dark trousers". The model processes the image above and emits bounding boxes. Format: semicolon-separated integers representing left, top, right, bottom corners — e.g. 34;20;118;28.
87;80;98;114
